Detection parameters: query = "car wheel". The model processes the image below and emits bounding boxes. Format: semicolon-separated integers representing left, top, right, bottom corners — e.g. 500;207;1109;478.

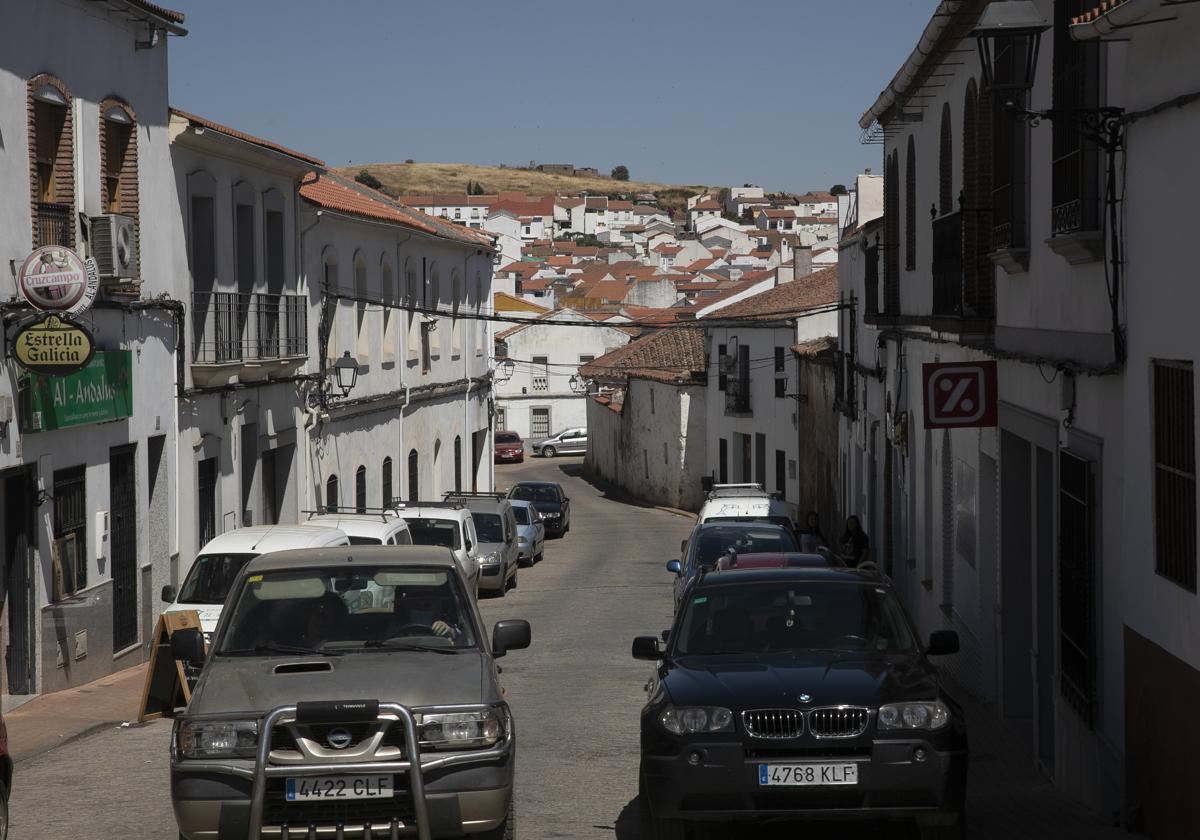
535;550;544;563
542;445;556;458
472;795;514;839
0;781;9;840
508;565;518;590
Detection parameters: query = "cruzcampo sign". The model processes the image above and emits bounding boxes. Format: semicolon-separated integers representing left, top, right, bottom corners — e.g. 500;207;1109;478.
12;314;95;376
17;245;99;315
19;350;133;433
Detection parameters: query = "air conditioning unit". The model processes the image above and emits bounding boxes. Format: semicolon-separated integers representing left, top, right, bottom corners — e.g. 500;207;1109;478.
90;214;139;281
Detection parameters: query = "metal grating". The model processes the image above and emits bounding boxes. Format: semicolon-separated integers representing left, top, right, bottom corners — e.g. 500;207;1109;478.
809;707;870;739
1154;360;1196;591
742;709;804;739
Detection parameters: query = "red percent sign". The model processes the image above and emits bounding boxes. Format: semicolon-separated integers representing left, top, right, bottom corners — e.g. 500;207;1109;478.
922;361;998;429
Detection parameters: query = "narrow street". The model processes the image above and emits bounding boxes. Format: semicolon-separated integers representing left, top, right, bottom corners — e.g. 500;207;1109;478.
10;456;1123;839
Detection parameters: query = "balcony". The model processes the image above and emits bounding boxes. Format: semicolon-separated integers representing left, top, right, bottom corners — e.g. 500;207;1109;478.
36;202;73;248
932;211;963;318
192;292;307;386
725;376;751;415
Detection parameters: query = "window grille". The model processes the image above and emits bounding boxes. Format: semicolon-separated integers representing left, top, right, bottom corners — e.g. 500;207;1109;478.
1154;360;1196;591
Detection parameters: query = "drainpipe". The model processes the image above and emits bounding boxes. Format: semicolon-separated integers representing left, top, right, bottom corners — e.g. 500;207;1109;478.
297;200;322;514
395;233;412;501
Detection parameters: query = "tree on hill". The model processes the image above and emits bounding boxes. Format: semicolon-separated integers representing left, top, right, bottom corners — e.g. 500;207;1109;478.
830;184;848;195
355;169;383;191
611;165;630;181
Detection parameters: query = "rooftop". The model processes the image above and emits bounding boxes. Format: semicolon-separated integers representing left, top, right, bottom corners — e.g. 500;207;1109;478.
169;108;325;167
580;327;706;385
703;266;839;322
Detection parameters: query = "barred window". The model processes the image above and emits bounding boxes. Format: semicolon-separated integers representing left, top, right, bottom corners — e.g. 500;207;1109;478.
1154;360;1196;591
905;136;917;271
939;103;953;216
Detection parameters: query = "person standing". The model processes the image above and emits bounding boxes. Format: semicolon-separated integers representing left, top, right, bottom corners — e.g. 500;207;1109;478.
797;511;828;553
838;516;871;567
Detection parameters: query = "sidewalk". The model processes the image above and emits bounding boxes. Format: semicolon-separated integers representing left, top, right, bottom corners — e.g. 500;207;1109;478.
4;662;148;764
945;672;1133;838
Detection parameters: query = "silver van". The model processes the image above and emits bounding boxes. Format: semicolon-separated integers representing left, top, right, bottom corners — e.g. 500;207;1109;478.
442;493;520;596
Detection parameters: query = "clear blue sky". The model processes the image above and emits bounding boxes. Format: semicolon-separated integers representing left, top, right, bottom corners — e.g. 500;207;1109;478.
167;0;934;193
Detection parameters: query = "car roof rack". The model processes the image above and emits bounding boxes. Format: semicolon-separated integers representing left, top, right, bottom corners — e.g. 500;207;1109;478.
705;483;784;501
443;491;507;501
302;506;404;521
395;500;465;510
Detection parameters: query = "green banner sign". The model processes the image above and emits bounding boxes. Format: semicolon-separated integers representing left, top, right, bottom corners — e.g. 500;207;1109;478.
19;350;133;433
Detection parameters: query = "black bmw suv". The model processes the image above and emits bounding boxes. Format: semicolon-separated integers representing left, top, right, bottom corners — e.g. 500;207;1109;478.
632;565;967;839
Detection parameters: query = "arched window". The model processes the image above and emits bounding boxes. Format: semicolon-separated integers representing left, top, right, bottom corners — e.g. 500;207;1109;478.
453;436;462;493
326;474;339;513
450;269;463;355
973;79;994;316
408;449;419;502
432;439;443;498
354;250;369;362
382;457;393;507
883;150;900;314
428;267;442;354
962;80;979;317
939;103;953;217
382;254;397;365
355;465;367;513
905;136;917;271
322;246;340;364
29;75;75;248
100;99;138;250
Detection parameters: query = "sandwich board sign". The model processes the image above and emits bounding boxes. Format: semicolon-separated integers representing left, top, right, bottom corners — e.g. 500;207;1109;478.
138;610;204;722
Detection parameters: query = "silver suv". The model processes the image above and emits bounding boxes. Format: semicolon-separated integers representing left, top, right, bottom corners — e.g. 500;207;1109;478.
442;493;520;597
169;545;531;840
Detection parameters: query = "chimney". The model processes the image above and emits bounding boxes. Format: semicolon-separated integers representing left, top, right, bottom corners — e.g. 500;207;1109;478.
794;246;813;279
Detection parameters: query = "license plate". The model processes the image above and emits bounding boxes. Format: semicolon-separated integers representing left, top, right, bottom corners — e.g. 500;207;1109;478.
285;775;394;801
758;763;858;786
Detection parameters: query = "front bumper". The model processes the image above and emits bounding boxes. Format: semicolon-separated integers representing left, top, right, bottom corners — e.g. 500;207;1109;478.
476;563;506;591
494;451;523;462
640;738;966;824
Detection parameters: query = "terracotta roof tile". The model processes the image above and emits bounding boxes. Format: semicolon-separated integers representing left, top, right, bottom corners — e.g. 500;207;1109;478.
580;327;707;385
170;108;324;166
703;266;838;321
125;0;185;23
691;199;722;210
791;336;838;357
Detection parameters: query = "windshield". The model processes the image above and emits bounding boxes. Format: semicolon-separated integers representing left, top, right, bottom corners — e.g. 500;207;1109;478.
177;553;256;604
675;581;917;657
509;485;559;503
495;432;520;444
473;512;504;542
512;507;531;525
693;527;798;571
404;518;461;550
218;566;478;654
348;536;382;546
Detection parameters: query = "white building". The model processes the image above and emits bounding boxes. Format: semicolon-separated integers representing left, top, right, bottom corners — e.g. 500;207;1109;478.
493;309;631;440
0;0;187;698
843;1;1200;829
300;172;497;507
688;198;722;231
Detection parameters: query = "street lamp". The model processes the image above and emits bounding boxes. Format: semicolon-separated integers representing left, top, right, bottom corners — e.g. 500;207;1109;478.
973;1;1048;97
494;359;515;384
333;350;359;397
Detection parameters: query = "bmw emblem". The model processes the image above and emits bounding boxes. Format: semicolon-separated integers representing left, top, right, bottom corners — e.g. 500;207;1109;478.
326;727;353;750
796;693;812;704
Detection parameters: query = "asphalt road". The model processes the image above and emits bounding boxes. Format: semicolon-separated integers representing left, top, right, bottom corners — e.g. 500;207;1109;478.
8;456;912;838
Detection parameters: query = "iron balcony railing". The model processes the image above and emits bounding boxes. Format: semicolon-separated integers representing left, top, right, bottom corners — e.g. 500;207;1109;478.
725;376;751;415
192;292;308;364
36;202;73;247
932;210;963;318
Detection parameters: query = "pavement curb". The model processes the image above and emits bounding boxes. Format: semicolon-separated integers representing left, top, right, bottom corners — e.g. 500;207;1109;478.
13;719;128;766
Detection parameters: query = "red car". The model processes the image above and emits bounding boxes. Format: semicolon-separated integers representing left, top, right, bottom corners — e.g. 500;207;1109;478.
494;430;525;463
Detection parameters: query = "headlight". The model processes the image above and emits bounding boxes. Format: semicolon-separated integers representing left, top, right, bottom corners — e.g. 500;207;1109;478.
658;705;734;735
518;536;529;545
877;700;950;731
480;551;501;565
175;719;259;759
420;706;507;750
544;511;560;519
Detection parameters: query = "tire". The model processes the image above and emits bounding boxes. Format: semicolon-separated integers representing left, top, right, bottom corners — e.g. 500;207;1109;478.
535;550;544;564
508;565;518;590
542;445;557;458
472;794;515;840
0;781;9;840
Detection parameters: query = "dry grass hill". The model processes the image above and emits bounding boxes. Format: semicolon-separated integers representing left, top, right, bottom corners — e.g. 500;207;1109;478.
335;162;718;215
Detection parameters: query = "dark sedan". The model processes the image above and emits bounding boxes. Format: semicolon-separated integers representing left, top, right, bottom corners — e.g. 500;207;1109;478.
506;481;570;538
633;565;967;839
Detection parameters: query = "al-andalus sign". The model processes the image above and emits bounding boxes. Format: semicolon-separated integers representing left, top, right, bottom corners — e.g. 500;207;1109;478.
19;350;132;433
17;245;99;315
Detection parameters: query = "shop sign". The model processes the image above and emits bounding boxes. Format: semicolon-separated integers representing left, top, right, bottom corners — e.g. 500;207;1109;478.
11;314;95;376
17;245;99;315
19;350;133;433
922;361;998;429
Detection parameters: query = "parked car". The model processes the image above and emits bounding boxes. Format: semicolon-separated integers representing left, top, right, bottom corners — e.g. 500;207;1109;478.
506;481;570;538
509;499;546;566
306;511;413;546
169;545;531;840
162;525;350;638
0;709;10;840
697;483;797;529
442;493;520;597
531;427;587;457
633;564;966;839
397;504;482;595
494;430;525;463
667;521;799;610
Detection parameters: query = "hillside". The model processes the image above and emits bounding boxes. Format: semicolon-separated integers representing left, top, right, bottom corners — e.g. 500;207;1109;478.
335;162;717;215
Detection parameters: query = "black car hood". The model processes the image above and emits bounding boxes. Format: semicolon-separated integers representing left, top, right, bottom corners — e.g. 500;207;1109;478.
661;651;938;709
527;500;562;513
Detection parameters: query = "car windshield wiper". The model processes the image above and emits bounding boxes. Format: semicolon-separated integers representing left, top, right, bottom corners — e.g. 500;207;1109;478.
361;639;465;654
222;642;344;657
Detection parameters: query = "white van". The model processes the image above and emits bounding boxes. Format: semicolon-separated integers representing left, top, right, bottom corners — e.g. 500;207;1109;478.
696;483;797;528
305;511;413;546
161;525;350;637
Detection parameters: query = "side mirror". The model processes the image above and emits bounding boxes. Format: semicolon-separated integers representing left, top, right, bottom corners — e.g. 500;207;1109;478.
665;560;681;575
926;630;960;657
171;628;206;663
701;476;714;492
161;584;177;603
632;636;662;661
492;619;531;658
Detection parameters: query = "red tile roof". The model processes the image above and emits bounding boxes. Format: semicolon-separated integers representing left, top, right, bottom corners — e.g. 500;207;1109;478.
580;327;707;385
125;0;185;23
791;336;838;357
300;171;493;248
170;108;324;166
761;209;797;219
691;199;722;211
654;244;683;255
703;266;839;321
499;261;543;278
396;195;496;207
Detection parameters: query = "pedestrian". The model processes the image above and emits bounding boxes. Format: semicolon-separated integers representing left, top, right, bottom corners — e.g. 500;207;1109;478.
838;515;871;567
797;511;828;553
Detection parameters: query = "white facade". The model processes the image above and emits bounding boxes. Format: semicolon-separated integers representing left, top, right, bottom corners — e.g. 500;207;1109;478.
493;310;631;440
0;0;185;697
482;210;524;267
